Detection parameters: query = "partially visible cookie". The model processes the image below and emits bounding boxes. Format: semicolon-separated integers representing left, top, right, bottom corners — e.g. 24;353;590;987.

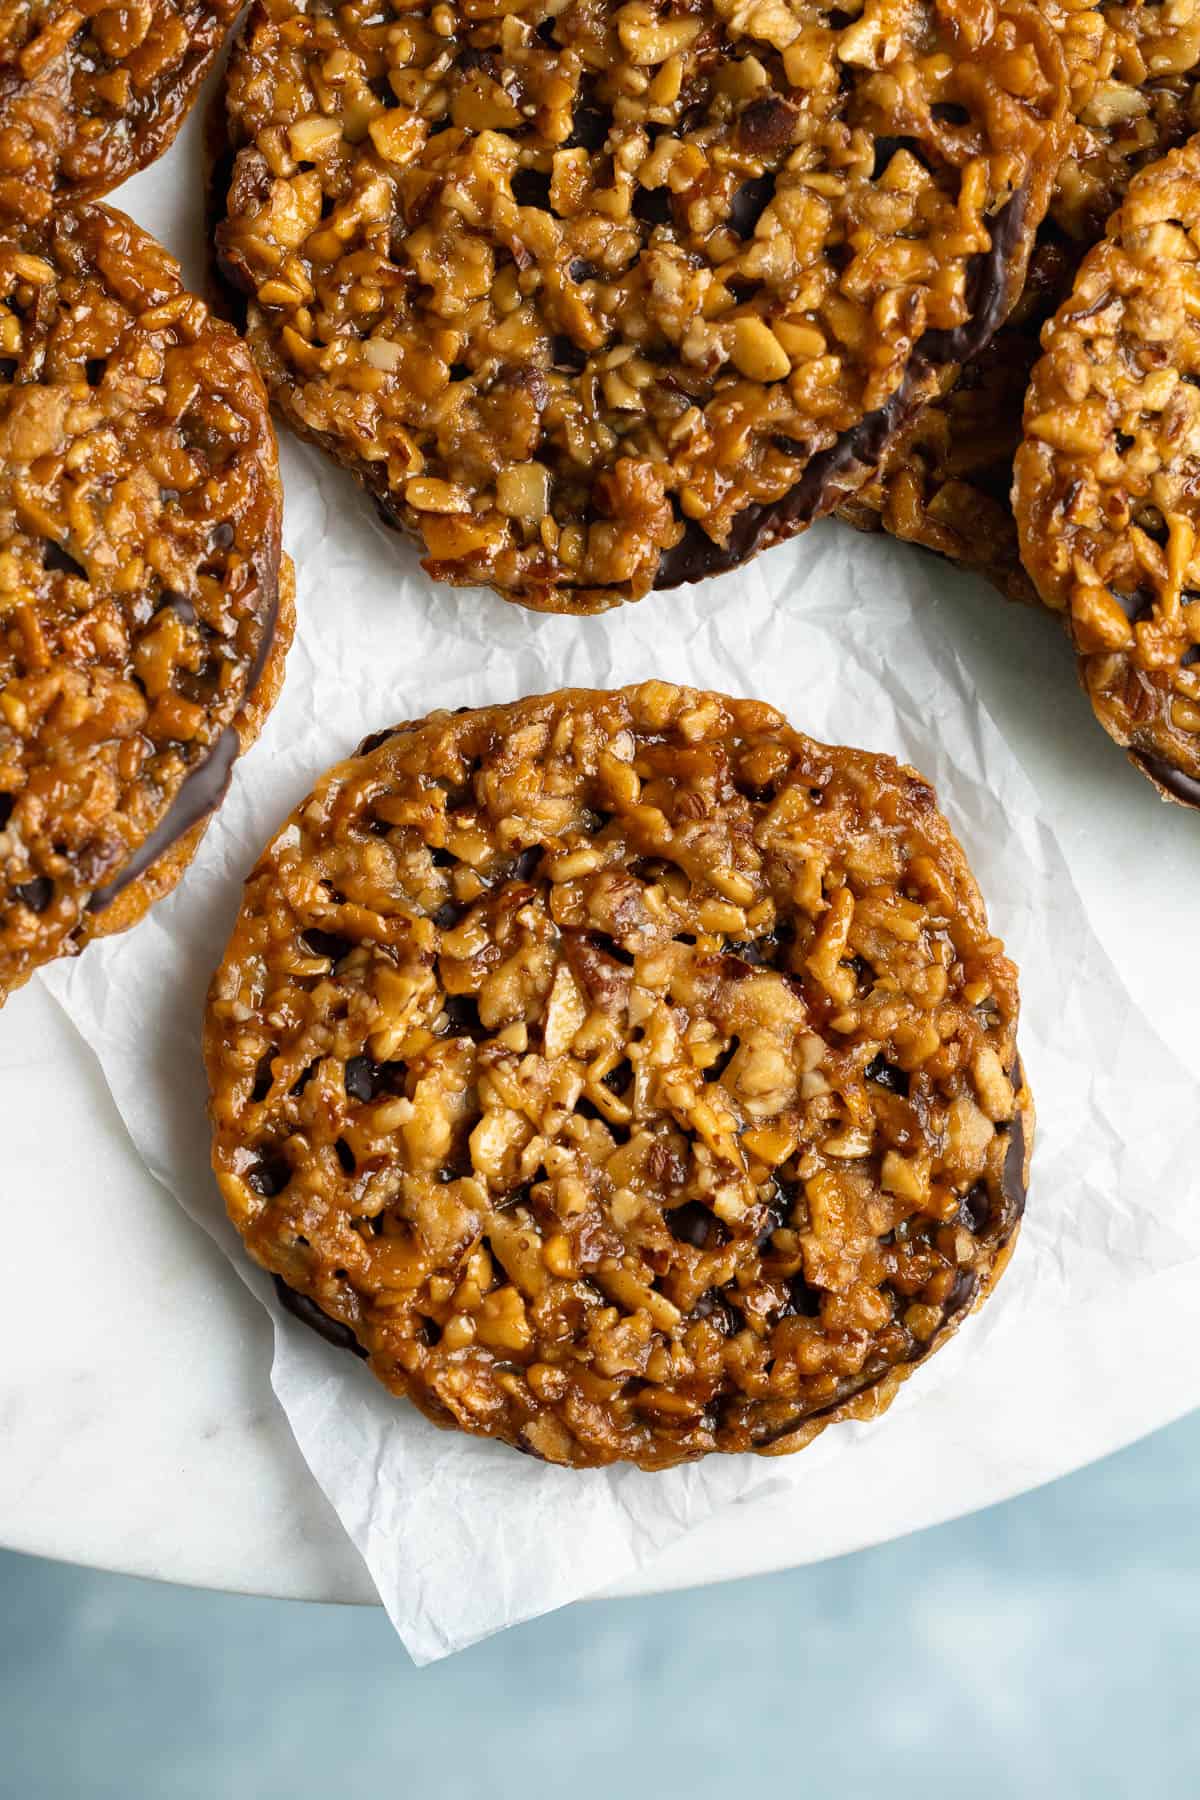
1015;135;1200;805
836;234;1075;605
0;0;242;216
1050;0;1200;243
213;0;1067;612
837;2;1200;600
205;683;1031;1471
0;203;290;1005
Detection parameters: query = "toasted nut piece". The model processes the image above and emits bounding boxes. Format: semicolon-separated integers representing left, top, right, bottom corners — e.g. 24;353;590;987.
496;462;551;519
731;317;792;382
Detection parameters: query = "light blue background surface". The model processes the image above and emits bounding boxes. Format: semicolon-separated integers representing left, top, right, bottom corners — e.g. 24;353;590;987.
3;1408;1198;1797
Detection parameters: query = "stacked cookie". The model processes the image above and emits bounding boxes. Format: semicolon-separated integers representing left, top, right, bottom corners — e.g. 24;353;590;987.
10;0;1198;1470
0;5;290;1003
0;207;290;1004
0;0;242;212
841;4;1200;801
1015;140;1200;806
204;0;1200;801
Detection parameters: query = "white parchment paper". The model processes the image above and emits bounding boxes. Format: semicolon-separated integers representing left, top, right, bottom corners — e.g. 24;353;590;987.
33;114;1200;1662
39;426;1200;1662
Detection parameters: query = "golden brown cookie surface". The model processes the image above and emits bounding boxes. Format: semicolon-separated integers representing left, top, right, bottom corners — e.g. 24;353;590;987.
0;0;243;214
837;233;1075;604
1050;0;1200;244
205;684;1031;1470
0;204;288;1004
836;3;1200;600
1015;135;1200;805
213;0;1067;612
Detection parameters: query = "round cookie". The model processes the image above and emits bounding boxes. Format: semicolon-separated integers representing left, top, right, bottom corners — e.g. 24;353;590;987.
205;683;1032;1471
836;2;1200;596
0;203;291;1006
0;0;243;217
1015;135;1200;806
213;0;1067;613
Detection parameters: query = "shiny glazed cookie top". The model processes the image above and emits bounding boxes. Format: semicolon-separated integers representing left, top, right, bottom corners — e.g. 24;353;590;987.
205;685;1028;1470
838;2;1200;598
0;205;283;1003
215;0;1066;611
1015;135;1200;805
0;0;242;214
1050;0;1200;241
838;231;1073;602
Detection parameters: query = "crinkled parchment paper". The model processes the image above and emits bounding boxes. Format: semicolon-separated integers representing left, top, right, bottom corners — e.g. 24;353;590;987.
37;129;1200;1663
40;433;1200;1661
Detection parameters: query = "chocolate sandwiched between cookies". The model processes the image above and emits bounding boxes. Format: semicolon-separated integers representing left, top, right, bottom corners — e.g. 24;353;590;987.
0;203;291;1004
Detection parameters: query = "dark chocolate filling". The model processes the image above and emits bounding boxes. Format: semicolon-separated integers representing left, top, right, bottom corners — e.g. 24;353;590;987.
1133;751;1200;810
1000;1080;1028;1238
15;876;52;913
654;182;1032;589
357;725;401;756
274;1275;368;1358
1110;587;1154;623
86;578;280;913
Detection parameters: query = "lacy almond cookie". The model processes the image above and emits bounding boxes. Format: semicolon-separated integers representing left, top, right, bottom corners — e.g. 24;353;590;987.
212;0;1067;613
836;1;1200;599
1015;134;1200;806
0;204;291;1006
0;0;244;216
205;684;1032;1471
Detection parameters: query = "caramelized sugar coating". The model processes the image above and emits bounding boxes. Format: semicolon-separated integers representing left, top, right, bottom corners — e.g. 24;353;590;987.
837;2;1200;599
1050;0;1200;243
837;234;1075;604
0;0;243;215
1015;135;1200;807
0;204;289;1005
206;684;1031;1470
213;0;1066;612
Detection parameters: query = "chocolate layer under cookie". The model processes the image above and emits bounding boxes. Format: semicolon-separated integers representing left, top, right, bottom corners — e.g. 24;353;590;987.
0;0;243;216
0;204;290;1004
275;1275;368;1358
1015;134;1200;804
834;3;1200;603
835;233;1075;605
85;574;284;916
205;684;1032;1471
656;185;1036;588
213;0;1066;612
